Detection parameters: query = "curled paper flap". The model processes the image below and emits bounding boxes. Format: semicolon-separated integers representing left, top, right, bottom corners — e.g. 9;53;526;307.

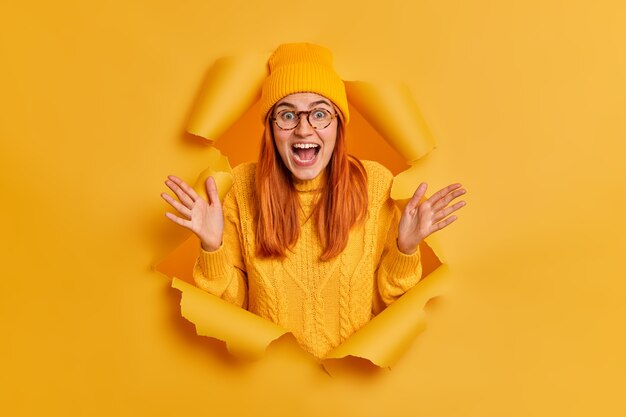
392;162;425;201
186;53;269;141
322;264;451;369
186;51;435;165
172;278;289;358
390;151;445;208
345;81;435;163
192;147;234;202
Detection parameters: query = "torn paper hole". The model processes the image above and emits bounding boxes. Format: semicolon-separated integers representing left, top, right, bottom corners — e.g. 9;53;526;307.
159;55;452;370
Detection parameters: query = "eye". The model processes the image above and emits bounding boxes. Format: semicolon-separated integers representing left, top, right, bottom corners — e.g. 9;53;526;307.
312;109;328;120
280;111;296;121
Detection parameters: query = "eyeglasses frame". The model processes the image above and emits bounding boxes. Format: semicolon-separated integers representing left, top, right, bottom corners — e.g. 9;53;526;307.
270;108;338;131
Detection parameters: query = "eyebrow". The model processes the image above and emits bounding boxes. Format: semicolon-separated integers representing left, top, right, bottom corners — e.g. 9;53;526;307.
275;99;333;110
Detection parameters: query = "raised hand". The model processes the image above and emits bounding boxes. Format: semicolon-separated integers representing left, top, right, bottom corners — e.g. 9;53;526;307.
397;182;467;255
161;175;224;252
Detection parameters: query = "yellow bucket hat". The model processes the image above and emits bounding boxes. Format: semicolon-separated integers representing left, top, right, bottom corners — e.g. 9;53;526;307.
260;43;350;125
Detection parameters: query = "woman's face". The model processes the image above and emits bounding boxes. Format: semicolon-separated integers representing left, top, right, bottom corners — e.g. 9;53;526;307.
271;92;338;181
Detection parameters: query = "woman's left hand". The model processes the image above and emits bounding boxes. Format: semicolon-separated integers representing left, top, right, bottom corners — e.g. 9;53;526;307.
397;182;467;254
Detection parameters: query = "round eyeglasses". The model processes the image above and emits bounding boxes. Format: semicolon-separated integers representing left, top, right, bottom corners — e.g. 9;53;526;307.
271;108;337;130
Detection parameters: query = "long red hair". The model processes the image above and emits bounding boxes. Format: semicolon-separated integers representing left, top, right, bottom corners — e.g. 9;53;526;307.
255;110;368;261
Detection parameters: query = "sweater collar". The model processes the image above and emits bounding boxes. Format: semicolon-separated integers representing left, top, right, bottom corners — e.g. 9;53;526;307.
292;169;326;192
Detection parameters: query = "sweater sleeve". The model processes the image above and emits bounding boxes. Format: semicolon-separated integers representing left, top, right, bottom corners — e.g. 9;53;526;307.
192;186;248;309
375;194;423;307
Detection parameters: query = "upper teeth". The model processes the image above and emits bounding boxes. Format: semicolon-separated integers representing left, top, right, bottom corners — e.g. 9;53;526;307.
293;143;319;149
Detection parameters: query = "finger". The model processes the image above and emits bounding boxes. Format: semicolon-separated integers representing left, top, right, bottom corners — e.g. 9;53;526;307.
432;188;466;212
168;175;200;202
205;176;221;207
165;178;194;208
164;212;192;229
406;182;428;211
427;183;462;206
161;192;192;218
432;200;466;222
169;175;200;201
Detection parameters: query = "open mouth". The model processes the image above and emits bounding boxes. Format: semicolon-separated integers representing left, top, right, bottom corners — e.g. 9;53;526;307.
291;143;321;166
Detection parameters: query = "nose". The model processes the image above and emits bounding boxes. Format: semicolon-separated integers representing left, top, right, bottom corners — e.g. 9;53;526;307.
294;113;314;136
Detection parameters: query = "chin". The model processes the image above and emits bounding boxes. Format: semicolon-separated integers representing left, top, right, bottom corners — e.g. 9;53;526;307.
290;166;322;181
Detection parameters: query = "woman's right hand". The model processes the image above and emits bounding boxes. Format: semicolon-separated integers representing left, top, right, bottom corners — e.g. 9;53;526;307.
161;175;224;252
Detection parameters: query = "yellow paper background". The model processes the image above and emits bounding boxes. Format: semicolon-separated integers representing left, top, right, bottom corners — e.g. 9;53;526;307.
2;1;625;416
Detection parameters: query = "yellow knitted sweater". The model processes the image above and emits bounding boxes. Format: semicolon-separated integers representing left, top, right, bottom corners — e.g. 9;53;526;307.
193;160;422;359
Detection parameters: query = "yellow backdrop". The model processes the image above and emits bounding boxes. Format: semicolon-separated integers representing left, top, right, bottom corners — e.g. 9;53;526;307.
1;0;625;416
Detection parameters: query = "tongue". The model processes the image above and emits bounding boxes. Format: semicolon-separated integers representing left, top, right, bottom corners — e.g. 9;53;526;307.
295;147;317;161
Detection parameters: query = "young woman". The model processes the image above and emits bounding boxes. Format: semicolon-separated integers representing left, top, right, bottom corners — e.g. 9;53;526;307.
161;43;466;359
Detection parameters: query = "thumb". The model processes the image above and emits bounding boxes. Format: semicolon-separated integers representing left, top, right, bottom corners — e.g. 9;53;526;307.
205;176;221;205
406;182;427;211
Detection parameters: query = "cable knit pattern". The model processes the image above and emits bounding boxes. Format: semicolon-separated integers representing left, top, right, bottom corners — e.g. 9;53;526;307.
192;160;423;359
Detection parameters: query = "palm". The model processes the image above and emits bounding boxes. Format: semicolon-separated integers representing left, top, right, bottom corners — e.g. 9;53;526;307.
161;175;224;251
398;204;433;250
188;198;207;232
397;182;467;254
